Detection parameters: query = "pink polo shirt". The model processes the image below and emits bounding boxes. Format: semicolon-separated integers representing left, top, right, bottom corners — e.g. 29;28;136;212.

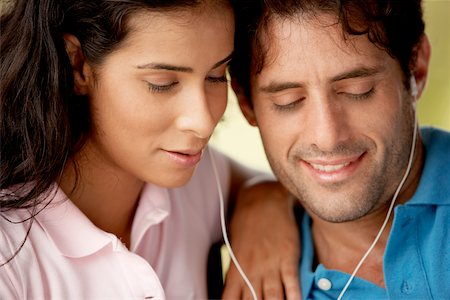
0;147;230;299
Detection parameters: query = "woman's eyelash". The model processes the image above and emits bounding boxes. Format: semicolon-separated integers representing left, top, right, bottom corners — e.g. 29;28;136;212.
207;75;228;83
147;82;178;93
146;75;227;93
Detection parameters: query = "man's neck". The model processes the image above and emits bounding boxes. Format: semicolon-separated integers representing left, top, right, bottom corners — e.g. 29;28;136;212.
309;137;425;287
311;207;391;287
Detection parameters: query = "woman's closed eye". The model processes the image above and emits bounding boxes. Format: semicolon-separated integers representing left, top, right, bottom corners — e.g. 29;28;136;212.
147;81;178;93
206;75;228;83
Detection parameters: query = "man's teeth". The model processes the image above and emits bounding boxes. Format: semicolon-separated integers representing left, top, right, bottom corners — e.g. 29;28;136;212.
309;162;350;172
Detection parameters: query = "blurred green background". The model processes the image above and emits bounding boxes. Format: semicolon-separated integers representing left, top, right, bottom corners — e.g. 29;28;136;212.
212;0;450;171
418;0;450;129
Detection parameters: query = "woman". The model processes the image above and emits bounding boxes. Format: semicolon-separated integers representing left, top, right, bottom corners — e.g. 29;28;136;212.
0;0;300;299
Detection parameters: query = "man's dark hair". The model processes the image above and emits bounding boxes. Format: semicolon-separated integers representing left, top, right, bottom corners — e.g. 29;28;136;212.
230;0;425;101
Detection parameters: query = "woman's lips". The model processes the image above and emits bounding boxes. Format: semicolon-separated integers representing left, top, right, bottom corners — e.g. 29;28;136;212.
164;149;203;168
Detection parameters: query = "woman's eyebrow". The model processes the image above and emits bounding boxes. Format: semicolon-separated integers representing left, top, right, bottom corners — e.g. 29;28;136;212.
212;52;234;69
136;63;193;73
135;52;233;73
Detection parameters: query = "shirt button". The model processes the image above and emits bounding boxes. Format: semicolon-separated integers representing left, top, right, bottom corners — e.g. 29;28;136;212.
317;278;332;291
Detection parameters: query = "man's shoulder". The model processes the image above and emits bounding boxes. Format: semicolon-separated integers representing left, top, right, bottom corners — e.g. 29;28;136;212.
421;126;450;150
411;127;450;206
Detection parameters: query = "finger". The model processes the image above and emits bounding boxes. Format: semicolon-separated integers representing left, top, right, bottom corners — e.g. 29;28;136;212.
281;261;302;300
241;277;261;300
262;269;284;300
222;281;242;300
222;266;243;300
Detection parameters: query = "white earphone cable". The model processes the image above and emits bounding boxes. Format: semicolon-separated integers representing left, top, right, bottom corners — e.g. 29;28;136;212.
208;147;258;300
337;114;418;300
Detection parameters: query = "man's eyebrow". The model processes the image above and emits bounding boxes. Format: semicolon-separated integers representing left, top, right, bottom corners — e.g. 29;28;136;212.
331;66;383;82
259;66;384;93
135;52;234;73
259;81;304;94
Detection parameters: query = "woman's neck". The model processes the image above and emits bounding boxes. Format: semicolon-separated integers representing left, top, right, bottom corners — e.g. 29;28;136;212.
60;145;145;248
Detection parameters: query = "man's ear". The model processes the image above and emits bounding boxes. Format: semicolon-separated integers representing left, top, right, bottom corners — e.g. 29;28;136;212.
411;33;431;100
231;79;258;126
63;34;93;95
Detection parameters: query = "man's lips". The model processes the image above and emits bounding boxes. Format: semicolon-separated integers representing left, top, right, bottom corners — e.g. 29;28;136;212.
302;153;365;181
309;161;352;172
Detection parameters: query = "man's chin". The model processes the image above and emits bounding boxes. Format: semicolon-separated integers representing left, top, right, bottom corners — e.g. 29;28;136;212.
301;196;375;223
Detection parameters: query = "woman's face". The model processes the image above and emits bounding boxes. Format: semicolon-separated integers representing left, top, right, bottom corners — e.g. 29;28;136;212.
80;5;234;187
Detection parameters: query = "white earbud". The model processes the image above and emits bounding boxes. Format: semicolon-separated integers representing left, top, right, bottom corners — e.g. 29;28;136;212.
410;76;418;98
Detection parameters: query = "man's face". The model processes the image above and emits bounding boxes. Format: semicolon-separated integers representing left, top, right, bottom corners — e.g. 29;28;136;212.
249;13;416;222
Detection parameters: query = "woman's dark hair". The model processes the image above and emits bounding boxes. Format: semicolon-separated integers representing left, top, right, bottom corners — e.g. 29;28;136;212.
0;0;206;209
230;0;425;101
1;0;219;264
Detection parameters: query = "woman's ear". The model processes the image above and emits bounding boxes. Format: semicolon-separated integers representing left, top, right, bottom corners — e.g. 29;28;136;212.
63;34;93;95
231;79;258;126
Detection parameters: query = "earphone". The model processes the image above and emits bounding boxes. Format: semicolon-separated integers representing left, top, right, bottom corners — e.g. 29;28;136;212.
410;75;418;98
209;147;258;300
337;92;419;299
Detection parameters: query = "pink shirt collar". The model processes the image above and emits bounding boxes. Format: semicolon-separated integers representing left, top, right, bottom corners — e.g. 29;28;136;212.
131;183;171;251
34;184;171;257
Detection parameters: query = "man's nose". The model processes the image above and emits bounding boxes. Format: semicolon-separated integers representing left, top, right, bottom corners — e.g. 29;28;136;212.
309;97;351;152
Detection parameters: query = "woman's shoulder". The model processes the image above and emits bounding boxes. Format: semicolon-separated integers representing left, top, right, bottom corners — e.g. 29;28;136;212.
0;209;37;299
0;208;35;259
193;145;231;182
182;145;231;197
0;184;63;263
0;207;33;232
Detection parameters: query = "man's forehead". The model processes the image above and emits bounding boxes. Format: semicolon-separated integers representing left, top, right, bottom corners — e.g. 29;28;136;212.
250;13;398;90
266;13;361;56
255;13;388;76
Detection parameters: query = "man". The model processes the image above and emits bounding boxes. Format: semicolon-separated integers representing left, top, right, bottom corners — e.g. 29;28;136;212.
228;0;449;298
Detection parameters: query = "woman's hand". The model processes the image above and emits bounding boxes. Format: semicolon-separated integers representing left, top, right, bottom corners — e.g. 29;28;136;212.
222;181;302;299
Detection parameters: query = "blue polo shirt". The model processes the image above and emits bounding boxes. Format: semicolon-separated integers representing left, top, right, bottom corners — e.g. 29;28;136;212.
300;127;450;299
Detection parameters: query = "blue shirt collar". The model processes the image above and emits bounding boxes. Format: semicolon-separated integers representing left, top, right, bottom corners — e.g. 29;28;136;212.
407;127;450;206
299;127;450;298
